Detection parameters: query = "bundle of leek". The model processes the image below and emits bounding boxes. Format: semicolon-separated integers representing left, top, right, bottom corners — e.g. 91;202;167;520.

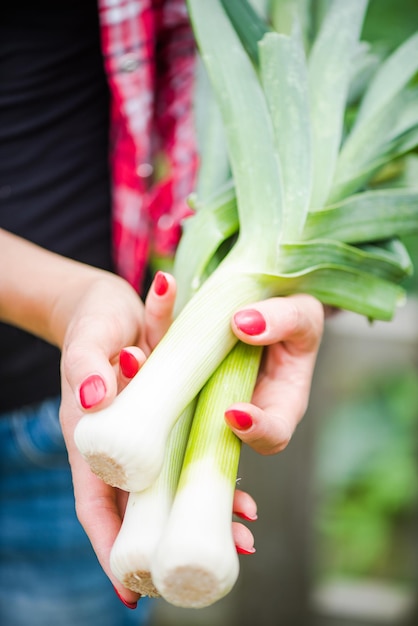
75;0;418;608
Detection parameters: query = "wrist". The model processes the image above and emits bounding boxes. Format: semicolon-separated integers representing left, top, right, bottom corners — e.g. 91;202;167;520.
0;229;137;349
55;269;145;354
48;264;110;348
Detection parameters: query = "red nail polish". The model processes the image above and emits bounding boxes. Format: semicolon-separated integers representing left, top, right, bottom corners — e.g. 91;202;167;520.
113;586;138;610
234;309;266;335
79;374;106;409
225;409;253;431
120;349;139;378
235;511;258;522
154;271;169;296
236;545;256;555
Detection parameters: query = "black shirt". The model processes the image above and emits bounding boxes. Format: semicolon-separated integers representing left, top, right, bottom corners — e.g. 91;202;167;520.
0;0;113;411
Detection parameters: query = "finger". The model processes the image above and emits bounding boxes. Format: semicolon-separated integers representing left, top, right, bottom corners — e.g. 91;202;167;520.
59;382;139;607
225;328;319;455
225;334;320;455
226;294;324;455
225;401;296;456
71;456;140;606
232;521;256;555
144;271;176;350
118;347;147;392
62;308;144;412
232;293;324;353
232;489;258;521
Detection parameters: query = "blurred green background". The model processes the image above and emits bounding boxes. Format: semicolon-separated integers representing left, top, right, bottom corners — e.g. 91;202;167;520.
313;0;418;596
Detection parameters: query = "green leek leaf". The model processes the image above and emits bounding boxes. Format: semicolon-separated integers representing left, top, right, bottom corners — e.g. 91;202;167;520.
220;0;270;66
188;0;284;254
308;0;368;209
354;32;418;127
259;26;312;240
303;189;418;244
278;239;412;283
265;268;405;321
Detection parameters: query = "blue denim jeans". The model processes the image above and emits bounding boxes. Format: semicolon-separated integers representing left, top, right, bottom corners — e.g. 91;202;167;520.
0;397;154;626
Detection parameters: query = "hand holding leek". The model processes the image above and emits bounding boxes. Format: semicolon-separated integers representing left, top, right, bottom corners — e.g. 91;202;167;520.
7;224;321;608
226;293;324;454
59;265;282;607
73;0;418;609
58;270;177;607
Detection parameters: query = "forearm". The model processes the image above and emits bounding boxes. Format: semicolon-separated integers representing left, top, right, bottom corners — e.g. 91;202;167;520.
0;228;111;348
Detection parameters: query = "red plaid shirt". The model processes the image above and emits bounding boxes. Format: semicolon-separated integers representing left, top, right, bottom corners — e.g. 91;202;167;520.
98;0;198;292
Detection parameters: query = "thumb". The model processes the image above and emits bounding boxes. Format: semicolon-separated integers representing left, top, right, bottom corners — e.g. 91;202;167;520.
61;313;142;412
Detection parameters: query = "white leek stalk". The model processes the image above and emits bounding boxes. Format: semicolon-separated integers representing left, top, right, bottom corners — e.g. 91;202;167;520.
74;0;286;491
74;0;418;610
74;261;269;491
151;342;262;608
75;0;418;501
109;404;194;596
109;57;235;597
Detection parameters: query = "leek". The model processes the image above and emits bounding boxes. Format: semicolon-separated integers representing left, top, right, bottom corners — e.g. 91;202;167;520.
109;404;194;597
74;0;286;492
151;343;262;608
74;0;418;487
75;0;418;606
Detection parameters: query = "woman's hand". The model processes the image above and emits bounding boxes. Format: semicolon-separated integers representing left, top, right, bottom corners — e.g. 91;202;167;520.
55;264;322;608
226;294;324;454
59;279;323;606
58;270;259;607
1;232;316;604
58;270;179;607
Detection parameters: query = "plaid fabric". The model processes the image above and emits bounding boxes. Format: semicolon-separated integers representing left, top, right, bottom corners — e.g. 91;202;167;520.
98;0;198;292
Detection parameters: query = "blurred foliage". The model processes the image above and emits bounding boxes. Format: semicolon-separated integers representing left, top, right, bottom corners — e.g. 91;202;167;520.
372;154;418;295
314;0;418;582
401;231;418;294
315;369;418;580
362;0;418;49
265;0;418;49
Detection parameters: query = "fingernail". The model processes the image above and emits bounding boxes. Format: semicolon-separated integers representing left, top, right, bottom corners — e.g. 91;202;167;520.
79;374;106;409
154;271;169;296
119;349;139;378
234;309;266;336
235;511;258;522
113;586;138;610
236;545;256;555
225;409;253;431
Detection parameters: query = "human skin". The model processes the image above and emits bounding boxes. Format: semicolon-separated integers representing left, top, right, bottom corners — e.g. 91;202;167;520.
0;227;324;606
